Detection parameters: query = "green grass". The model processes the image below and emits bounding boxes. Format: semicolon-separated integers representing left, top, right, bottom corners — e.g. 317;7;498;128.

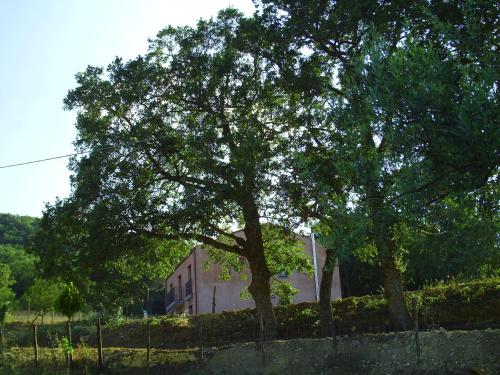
0;347;199;374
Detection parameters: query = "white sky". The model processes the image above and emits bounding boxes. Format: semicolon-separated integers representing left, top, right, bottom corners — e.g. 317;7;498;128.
0;0;254;217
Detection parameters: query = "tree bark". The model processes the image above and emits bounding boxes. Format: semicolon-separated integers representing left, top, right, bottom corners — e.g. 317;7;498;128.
380;254;413;330
241;196;278;338
319;249;335;337
97;319;104;369
247;255;277;339
367;192;413;331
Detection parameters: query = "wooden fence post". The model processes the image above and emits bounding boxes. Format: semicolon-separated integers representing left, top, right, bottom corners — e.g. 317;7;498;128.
259;313;266;367
67;320;73;366
199;320;204;360
97;318;104;370
32;323;39;368
331;317;338;357
146;319;151;369
0;325;5;361
413;298;421;368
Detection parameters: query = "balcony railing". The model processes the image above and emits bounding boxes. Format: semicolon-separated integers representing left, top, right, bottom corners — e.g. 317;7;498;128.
185;279;193;299
166;286;184;313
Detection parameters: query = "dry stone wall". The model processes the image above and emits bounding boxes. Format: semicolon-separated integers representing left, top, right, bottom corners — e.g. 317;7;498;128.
206;329;500;375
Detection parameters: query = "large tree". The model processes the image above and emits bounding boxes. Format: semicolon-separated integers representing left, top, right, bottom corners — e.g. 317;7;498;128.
60;10;295;336
254;0;499;330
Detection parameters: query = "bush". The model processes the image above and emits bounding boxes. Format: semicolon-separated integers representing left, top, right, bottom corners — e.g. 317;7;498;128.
4;278;499;348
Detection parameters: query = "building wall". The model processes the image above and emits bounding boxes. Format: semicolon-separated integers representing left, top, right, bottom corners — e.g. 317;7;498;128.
165;235;341;315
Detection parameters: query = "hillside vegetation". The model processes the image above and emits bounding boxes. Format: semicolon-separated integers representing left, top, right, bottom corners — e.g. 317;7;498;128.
3;278;498;349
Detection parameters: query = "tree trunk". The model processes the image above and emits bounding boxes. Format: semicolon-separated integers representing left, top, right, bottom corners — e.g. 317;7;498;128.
97;319;104;369
380;254;413;330
247;255;277;339
371;217;413;329
319;249;335;337
241;196;278;339
367;193;413;331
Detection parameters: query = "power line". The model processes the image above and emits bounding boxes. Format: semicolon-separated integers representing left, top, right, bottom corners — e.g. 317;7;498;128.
0;143;134;170
0;152;79;170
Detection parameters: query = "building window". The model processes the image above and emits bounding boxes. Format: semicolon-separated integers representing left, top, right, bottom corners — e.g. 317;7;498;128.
188;265;192;280
188;305;193;314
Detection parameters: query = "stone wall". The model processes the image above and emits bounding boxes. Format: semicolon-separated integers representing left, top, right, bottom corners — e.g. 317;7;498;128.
206;329;500;374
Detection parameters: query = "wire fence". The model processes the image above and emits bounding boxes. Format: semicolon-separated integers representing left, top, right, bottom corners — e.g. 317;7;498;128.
1;298;498;371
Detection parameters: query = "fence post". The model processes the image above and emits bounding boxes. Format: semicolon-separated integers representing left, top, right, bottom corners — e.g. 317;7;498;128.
331;317;338;357
412;298;421;368
67;320;73;367
0;325;5;361
97;318;104;370
259;313;266;367
32;323;39;368
146;319;151;369
199;320;204;360
211;285;216;313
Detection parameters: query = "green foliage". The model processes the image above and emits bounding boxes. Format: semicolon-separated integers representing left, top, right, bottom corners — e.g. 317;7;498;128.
0;264;15;305
395;188;500;289
53;8;313;330
272;280;298;305
33;199;192;310
55;283;83;320
0;244;37;298
59;336;75;356
207;225;312;286
0;304;8;324
0;264;14;324
256;0;499;328
24;279;65;314
241;279;299;305
339;186;499;296
3;278;486;348
31;1;499;329
0;213;39;299
0;213;38;247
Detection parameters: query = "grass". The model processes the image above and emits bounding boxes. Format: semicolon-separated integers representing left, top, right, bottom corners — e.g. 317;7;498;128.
0;347;200;374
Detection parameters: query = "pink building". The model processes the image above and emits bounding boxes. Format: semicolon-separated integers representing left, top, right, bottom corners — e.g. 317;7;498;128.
165;233;341;314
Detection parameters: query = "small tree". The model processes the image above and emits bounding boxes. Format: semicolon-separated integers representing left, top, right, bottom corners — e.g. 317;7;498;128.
56;282;83;358
24;279;64;325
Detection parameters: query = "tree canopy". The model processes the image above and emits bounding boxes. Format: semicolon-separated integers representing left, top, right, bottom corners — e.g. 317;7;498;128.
31;0;499;335
252;0;499;329
41;9;303;336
